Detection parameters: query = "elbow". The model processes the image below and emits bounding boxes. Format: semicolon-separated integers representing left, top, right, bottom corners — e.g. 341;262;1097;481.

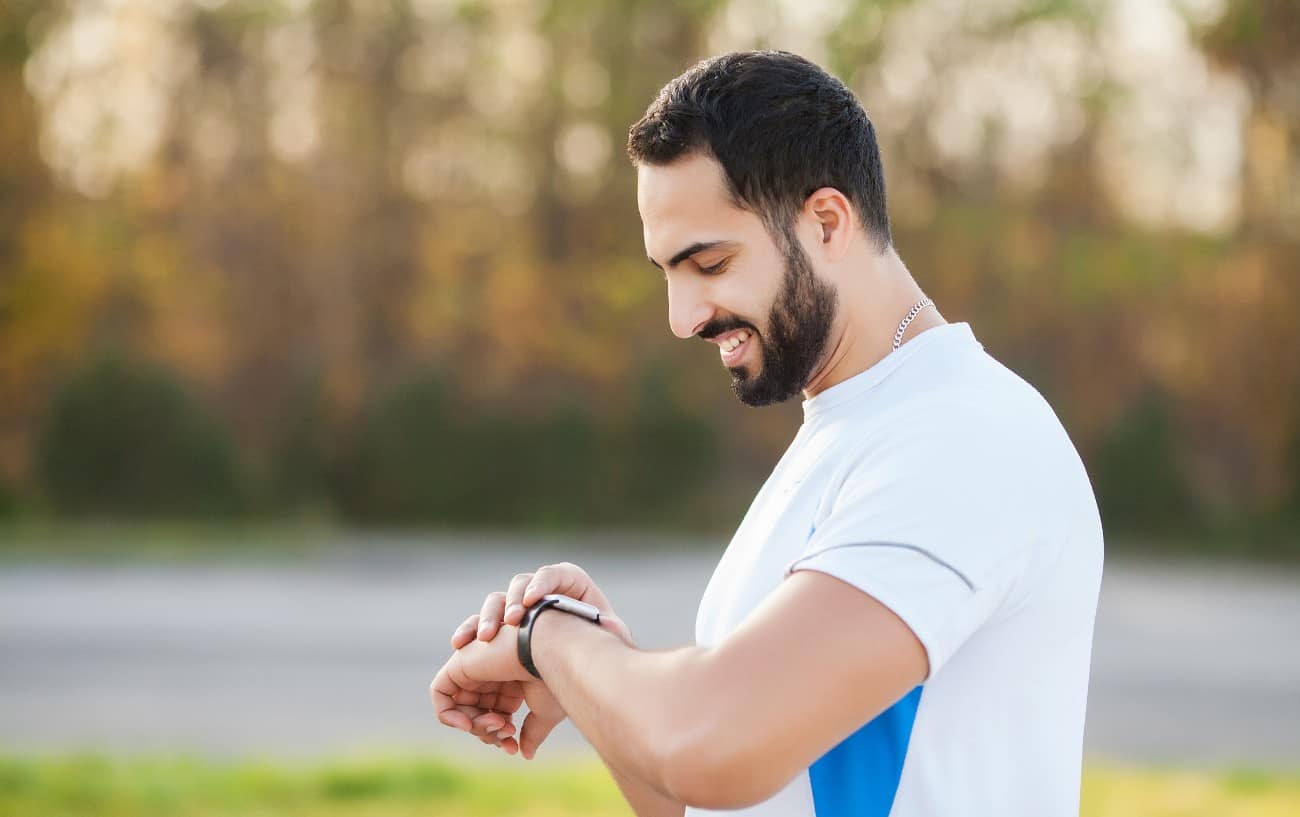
644;648;793;809
657;725;791;809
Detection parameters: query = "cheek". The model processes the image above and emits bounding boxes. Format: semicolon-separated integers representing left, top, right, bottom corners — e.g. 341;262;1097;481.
721;275;779;329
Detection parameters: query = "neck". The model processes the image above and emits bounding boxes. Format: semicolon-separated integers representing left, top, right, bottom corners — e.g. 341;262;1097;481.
801;248;947;399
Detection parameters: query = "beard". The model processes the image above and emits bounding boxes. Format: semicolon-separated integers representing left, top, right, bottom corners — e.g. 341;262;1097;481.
702;229;839;407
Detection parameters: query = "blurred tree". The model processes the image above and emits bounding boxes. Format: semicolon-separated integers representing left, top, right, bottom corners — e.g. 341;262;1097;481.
267;370;333;515
606;361;722;528
1092;385;1201;536
0;0;1295;549
37;355;243;518
0;476;17;521
0;1;110;488
1285;394;1300;525
334;370;460;525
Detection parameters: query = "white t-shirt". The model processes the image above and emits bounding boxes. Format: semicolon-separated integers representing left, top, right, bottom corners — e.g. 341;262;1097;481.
690;321;1103;817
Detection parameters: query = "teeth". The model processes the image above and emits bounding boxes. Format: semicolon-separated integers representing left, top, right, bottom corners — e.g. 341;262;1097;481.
722;332;748;353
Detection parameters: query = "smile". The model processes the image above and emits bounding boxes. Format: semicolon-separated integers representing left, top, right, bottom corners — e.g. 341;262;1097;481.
718;329;752;366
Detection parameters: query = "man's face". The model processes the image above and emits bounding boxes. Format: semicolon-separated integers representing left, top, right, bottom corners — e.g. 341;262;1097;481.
638;153;838;406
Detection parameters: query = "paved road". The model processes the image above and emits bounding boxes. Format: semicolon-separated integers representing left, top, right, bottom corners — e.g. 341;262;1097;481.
2;535;1298;769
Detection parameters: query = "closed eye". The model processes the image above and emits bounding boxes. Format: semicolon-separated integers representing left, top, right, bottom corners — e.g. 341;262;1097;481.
698;259;729;276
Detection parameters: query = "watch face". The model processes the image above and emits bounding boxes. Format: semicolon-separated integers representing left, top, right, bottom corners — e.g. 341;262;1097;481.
541;594;601;621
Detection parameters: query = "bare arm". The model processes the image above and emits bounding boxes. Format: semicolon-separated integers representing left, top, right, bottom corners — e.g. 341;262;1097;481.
437;569;927;809
448;566;683;815
604;759;684;817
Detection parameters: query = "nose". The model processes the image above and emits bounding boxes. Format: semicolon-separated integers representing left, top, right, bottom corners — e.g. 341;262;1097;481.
666;275;714;340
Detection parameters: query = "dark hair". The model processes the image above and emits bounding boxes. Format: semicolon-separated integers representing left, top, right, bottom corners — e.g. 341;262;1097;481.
627;50;891;251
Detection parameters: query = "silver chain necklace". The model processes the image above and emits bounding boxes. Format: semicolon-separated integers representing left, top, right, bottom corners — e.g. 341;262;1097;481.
892;297;934;351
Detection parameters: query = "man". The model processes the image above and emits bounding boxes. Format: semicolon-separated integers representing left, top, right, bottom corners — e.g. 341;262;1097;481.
431;50;1103;817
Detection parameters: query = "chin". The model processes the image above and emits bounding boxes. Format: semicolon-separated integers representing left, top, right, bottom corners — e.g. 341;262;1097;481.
730;375;795;408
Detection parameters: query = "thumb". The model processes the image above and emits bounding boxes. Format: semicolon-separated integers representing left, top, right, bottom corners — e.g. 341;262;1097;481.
518;710;560;760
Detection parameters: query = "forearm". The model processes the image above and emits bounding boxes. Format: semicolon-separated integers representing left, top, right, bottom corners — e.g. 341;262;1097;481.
603;757;685;817
529;610;707;801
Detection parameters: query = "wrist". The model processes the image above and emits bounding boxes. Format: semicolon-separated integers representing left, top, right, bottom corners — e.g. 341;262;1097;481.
530;605;582;680
517;597;562;679
518;594;606;679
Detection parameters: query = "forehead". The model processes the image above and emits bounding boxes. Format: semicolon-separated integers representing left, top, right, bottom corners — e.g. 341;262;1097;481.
637;152;762;263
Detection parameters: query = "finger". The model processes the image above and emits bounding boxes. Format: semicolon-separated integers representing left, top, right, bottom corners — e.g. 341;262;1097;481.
431;657;484;730
452;686;481;706
495;681;527;714
454;703;495;729
475;728;519;754
503;572;535;625
458;684;523;716
477;688;502;711
443;702;511;739
471;708;515;737
432;667;470;730
467;708;522;736
477;592;508;641
436;703;471;731
471;710;508;734
438;696;496;731
451;615;480;649
523;562;613;611
519;710;561;760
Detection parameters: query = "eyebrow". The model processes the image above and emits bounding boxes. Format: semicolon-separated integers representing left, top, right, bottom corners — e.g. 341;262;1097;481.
647;240;732;271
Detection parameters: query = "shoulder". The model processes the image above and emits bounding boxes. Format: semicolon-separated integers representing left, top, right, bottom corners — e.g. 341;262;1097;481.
819;379;1083;547
891;353;1074;464
835;383;1048;478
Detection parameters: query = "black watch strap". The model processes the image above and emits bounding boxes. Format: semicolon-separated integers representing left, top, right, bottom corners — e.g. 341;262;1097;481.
517;597;562;679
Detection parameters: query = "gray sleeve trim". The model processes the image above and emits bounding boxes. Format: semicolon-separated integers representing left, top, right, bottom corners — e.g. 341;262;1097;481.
787;541;978;592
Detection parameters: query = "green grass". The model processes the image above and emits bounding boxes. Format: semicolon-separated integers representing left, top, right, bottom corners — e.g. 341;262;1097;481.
1082;763;1300;816
2;755;1299;817
0;755;633;817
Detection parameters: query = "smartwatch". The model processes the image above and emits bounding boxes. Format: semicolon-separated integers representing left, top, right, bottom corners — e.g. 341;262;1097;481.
517;594;601;679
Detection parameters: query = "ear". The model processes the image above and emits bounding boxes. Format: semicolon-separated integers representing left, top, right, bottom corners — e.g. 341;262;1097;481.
803;187;855;263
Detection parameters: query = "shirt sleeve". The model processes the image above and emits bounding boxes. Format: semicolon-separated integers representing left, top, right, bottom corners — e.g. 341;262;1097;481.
784;405;1048;677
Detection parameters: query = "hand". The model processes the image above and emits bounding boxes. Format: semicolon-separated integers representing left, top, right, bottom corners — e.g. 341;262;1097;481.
444;563;633;758
455;562;633;647
445;678;524;753
432;624;566;759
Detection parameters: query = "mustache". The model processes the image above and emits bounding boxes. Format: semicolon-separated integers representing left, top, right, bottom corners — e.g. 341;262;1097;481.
697;317;758;341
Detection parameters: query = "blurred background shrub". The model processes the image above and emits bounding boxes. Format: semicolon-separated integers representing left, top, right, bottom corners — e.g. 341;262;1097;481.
36;355;243;519
1093;385;1202;537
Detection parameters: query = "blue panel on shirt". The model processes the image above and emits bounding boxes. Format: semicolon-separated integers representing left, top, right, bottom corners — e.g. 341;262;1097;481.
808;685;923;817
